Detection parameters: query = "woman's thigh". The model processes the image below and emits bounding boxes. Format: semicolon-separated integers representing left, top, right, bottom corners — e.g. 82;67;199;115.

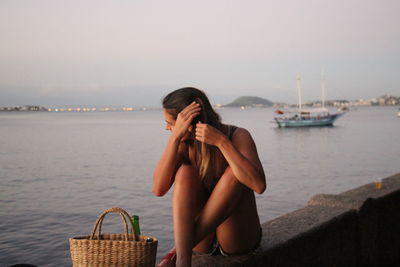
173;164;216;252
212;169;262;254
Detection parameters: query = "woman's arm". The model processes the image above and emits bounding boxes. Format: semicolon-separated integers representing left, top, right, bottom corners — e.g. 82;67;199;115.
152;102;201;196
195;124;266;194
152;135;183;196
219;128;266;194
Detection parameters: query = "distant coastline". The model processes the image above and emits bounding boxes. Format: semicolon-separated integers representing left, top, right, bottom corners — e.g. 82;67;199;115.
273;94;400;109
1;95;399;112
0;105;150;112
221;94;400;109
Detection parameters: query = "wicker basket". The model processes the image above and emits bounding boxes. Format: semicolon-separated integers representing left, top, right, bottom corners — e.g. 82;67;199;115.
69;207;158;267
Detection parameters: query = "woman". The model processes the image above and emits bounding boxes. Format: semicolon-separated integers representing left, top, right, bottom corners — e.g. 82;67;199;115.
153;87;266;267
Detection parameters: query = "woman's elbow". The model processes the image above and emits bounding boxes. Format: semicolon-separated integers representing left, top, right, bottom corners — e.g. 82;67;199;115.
255;182;266;194
152;181;167;197
255;174;267;194
152;174;167;196
152;187;166;197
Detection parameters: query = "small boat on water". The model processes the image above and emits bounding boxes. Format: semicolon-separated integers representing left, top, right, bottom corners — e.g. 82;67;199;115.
274;108;344;127
274;72;345;128
338;106;349;112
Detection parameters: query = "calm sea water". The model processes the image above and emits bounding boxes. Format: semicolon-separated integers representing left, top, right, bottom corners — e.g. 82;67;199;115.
1;106;399;266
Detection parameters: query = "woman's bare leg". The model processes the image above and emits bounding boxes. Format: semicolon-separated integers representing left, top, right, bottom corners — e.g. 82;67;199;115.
172;164;214;266
193;167;261;254
170;165;260;266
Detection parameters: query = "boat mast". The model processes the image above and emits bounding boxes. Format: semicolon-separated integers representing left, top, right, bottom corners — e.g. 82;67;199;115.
297;73;302;110
321;69;326;108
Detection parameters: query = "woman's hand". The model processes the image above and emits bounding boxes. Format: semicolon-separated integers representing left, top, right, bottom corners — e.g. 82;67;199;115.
172;102;201;140
195;123;228;147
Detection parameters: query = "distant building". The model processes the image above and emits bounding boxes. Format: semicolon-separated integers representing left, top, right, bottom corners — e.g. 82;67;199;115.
0;105;48;112
270;95;399;109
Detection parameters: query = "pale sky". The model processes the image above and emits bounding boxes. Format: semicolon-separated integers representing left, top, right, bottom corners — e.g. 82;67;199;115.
0;0;399;107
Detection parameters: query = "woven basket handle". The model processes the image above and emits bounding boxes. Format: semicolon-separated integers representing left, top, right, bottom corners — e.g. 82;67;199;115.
90;207;138;241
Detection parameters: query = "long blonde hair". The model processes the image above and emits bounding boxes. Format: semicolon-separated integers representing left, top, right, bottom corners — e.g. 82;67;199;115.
162;87;227;180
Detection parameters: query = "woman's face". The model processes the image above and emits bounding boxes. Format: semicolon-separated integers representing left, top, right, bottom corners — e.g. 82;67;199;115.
163;109;194;140
163;109;176;132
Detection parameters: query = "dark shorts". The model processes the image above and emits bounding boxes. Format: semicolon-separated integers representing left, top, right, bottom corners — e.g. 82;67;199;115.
193;228;262;257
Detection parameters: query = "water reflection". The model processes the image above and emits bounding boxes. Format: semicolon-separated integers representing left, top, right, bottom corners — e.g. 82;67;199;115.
0;107;399;266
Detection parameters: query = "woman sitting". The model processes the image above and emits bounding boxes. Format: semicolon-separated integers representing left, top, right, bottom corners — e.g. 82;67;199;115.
153;87;266;267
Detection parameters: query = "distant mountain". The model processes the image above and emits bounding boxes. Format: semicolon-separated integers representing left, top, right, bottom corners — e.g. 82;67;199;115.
225;96;274;107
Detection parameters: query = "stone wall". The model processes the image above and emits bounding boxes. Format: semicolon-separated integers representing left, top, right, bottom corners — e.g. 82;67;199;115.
192;173;400;267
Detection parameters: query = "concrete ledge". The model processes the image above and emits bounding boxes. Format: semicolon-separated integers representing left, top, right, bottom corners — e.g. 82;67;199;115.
308;173;400;210
308;173;400;265
193;205;358;266
192;173;400;266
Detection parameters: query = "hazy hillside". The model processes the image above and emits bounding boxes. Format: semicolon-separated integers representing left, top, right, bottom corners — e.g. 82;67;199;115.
225;96;274;107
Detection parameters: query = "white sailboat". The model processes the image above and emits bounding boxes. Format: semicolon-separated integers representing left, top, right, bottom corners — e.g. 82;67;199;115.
274;72;345;128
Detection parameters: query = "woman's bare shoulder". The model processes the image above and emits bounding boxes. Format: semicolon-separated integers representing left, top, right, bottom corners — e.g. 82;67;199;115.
221;124;250;139
230;127;259;151
231;127;252;140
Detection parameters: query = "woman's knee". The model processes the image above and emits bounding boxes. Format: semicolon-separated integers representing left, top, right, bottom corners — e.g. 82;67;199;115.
174;164;199;188
173;164;206;209
218;167;243;190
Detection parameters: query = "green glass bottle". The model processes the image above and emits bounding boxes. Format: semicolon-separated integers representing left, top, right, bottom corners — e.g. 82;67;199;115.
131;215;141;236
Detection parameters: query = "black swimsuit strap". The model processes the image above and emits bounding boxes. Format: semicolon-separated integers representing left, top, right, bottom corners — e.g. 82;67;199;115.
228;125;238;140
